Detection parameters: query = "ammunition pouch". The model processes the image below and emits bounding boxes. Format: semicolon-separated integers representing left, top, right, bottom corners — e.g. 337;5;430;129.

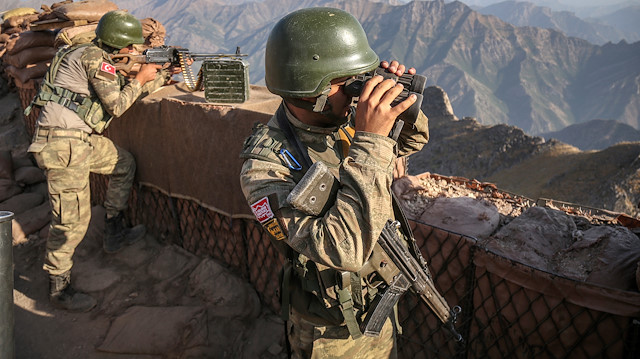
24;43;113;133
84;100;113;134
287;161;339;217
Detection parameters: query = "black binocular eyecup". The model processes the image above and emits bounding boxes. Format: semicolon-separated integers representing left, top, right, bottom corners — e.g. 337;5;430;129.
343;66;426;125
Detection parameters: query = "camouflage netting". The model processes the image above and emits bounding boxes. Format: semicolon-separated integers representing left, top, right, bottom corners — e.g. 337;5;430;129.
4;5;640;356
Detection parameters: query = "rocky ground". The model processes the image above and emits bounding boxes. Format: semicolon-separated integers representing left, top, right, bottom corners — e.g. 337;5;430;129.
12;205;286;359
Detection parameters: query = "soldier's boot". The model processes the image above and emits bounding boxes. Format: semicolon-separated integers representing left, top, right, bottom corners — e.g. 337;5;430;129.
103;211;145;254
49;271;96;312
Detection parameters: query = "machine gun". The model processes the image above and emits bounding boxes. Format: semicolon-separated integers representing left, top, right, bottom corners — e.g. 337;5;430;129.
110;46;250;102
356;220;464;342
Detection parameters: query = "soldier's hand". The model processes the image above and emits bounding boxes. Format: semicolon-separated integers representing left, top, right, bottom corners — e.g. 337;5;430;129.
135;64;163;86
354;74;417;136
380;60;416;77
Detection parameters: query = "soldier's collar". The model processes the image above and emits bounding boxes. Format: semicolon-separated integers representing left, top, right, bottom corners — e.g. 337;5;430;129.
283;103;344;135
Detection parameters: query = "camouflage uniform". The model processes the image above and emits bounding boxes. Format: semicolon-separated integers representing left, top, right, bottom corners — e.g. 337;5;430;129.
28;42;170;276
240;103;429;358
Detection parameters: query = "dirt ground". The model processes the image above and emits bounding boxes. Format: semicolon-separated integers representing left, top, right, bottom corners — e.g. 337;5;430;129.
11;206;286;359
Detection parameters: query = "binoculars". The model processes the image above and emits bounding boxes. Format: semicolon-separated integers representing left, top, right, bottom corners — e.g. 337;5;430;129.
343;66;427;124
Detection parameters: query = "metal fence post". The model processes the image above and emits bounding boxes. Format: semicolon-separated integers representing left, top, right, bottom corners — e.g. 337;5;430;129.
0;211;15;359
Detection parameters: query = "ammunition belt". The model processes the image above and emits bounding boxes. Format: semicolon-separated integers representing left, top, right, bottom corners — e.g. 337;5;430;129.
178;50;203;92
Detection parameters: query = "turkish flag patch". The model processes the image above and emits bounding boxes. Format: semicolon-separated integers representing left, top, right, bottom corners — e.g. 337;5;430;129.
250;197;274;224
100;62;116;75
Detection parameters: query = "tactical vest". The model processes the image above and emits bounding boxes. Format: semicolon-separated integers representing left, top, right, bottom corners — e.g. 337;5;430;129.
241;105;403;338
24;43;114;133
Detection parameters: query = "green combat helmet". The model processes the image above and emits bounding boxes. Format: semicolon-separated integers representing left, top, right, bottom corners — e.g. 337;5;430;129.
95;10;144;50
265;7;379;111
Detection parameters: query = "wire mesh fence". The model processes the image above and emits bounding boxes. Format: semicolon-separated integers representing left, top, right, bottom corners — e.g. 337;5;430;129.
89;177;640;359
17;85;639;358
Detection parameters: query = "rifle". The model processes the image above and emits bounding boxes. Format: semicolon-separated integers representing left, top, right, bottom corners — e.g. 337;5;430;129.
286;161;463;341
356;219;464;342
110;45;248;92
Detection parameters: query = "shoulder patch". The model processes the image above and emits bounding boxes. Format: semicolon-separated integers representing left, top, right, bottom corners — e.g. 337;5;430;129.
250;195;287;241
100;62;116;75
250;196;274;224
96;61;117;81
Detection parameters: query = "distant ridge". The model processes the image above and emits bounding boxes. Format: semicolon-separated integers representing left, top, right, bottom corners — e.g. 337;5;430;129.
477;1;639;45
541;119;640;151
112;0;640;136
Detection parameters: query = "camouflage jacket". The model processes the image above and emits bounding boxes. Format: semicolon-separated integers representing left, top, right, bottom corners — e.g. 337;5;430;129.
240;102;429;325
37;42;170;132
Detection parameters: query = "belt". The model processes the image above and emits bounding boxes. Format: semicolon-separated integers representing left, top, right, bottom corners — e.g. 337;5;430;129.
36;127;91;142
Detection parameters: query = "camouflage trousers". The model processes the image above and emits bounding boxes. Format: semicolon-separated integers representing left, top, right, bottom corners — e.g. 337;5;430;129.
30;128;135;275
288;308;397;359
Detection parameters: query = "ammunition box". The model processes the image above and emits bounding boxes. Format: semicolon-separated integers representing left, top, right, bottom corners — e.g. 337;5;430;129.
202;59;250;103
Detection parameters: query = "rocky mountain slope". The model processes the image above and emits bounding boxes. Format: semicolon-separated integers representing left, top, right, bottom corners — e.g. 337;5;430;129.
410;86;640;218
107;0;640;138
476;0;639;45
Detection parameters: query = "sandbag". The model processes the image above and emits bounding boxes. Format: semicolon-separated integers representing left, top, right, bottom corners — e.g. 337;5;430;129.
418;196;500;239
52;0;119;22
14;166;46;186
4;13;39;29
12;201;51;245
0;178;22;202
0;192;44;215
10;76;39;90
3;46;57;69
0;33;12;43
5;30;56;55
1;27;23;36
54;23;97;48
140;18;165;48
0;151;12;180
5;61;50;84
562;226;640;291
12;152;35;169
25;181;49;199
2;8;37;21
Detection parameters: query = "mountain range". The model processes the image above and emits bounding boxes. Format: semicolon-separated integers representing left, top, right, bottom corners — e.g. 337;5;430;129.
540;118;640;151
476;1;640;45
104;0;640;137
411;86;640;217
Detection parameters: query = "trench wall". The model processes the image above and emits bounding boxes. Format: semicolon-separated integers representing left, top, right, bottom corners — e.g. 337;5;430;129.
18;84;640;359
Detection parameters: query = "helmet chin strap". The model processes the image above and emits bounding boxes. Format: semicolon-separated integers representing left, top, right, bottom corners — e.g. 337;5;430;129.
95;39;120;54
284;85;348;126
